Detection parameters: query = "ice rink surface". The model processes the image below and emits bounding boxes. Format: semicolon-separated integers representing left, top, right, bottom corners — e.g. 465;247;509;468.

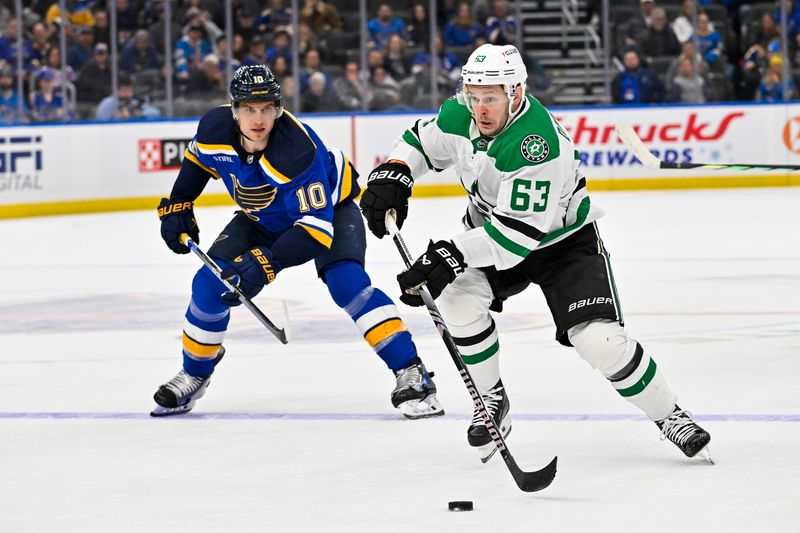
1;188;798;532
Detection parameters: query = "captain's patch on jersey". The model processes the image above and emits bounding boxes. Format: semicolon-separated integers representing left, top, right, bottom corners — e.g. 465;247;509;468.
520;134;549;163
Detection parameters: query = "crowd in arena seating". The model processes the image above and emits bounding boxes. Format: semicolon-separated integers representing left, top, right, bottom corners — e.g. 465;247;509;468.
608;0;798;105
0;0;797;124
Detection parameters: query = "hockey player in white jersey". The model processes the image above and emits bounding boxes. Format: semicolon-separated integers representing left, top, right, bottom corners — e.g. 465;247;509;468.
359;44;711;463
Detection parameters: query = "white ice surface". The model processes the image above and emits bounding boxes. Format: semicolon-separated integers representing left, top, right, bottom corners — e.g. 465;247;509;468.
1;189;798;532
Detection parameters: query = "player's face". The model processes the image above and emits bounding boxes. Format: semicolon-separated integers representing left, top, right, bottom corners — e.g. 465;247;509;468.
466;84;509;137
237;101;278;144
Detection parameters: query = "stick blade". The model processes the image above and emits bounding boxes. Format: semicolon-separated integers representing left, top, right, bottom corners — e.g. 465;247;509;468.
510;455;558;492
615;125;661;169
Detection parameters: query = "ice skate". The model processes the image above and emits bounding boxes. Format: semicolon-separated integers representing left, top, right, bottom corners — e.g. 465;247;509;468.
391;358;445;419
468;379;511;463
656;405;713;463
150;348;225;417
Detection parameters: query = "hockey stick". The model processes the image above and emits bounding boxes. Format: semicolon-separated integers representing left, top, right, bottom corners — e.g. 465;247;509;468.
616;124;800;171
180;233;289;344
385;213;557;493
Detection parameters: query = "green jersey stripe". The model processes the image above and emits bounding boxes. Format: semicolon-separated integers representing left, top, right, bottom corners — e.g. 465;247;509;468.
401;126;436;171
461;340;500;365
539;196;591;245
484;221;533;257
616;358;657;397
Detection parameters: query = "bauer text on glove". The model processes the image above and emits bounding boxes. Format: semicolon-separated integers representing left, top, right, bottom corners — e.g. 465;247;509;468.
158;198;199;254
359;160;413;238
219;247;282;306
396;240;466;306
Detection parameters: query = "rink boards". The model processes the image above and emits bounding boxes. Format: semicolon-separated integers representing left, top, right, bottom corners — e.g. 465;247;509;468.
2;101;800;218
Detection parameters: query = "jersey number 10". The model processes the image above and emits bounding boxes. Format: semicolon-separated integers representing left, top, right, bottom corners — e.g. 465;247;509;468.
296;182;328;212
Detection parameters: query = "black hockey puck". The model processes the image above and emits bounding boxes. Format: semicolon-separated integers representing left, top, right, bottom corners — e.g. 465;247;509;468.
448;501;473;512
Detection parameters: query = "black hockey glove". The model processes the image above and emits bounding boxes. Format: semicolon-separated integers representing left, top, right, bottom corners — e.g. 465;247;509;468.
219;246;282;306
359;160;413;238
397;240;466;306
158;197;199;254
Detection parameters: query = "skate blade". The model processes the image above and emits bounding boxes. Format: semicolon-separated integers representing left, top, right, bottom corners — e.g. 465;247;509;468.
697;445;715;465
398;395;445;420
150;400;196;417
478;422;512;464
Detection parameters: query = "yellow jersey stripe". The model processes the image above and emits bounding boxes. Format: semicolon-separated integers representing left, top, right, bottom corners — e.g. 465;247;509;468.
259;155;291;183
182;333;222;358
340;155;353;201
296;223;333;248
283;111;316;148
184;149;221;179
196;142;236;153
364;319;407;347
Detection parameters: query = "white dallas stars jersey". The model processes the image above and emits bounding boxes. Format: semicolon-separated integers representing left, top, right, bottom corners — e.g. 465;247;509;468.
390;94;604;271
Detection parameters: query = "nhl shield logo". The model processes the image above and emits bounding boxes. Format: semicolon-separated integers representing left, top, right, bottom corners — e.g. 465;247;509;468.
521;134;549;163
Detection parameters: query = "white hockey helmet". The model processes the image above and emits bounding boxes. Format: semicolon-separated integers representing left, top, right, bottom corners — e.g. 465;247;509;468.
457;44;528;115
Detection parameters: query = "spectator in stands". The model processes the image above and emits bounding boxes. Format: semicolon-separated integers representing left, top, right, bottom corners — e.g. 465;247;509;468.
368;3;406;50
693;12;724;68
299;48;329;91
301;71;339;113
42;46;75;84
332;59;365;111
272;55;291;81
67;26;95;71
45;0;95;28
120;29;161;75
367;48;387;71
486;0;518;46
187;54;227;99
774;0;800;40
0;18;35;71
756;54;793;101
407;3;430;48
638;7;681;63
611;48;666;104
175;23;212;80
750;11;780;50
665;39;708;84
116;0;141;34
183;6;223;47
30;22;50;67
215;35;241;74
93;9;111;47
669;56;709;103
297;23;321;58
437;0;459;28
300;0;342;35
671;0;697;44
147;5;180;56
385;34;412;82
29;68;70;122
626;0;656;48
266;28;292;65
0;61;28;124
245;35;269;65
257;0;293;35
368;64;402;110
740;39;779;99
75;42;111;104
234;3;258;42
444;2;485;47
95;73;160;120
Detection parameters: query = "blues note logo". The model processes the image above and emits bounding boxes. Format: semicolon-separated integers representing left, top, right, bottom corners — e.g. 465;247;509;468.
231;174;277;221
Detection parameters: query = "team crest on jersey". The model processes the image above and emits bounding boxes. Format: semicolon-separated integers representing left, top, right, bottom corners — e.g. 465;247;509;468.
520;134;549;163
231;174;277;221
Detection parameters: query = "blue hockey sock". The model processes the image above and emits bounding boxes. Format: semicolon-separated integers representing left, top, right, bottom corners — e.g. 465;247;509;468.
182;264;230;377
324;260;417;372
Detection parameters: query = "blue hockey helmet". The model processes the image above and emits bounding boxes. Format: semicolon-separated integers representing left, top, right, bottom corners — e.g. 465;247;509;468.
230;64;283;117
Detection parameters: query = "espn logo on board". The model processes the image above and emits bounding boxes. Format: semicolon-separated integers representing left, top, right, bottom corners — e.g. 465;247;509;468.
138;138;192;172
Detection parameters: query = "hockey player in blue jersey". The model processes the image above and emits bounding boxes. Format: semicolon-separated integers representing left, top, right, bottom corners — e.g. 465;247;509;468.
151;64;444;419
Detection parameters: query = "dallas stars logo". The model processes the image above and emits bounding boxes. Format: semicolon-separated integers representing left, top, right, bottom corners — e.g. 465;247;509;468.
520;134;549;163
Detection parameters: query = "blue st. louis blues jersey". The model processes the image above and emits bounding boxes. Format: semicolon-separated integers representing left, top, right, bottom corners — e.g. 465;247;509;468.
181;105;358;249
